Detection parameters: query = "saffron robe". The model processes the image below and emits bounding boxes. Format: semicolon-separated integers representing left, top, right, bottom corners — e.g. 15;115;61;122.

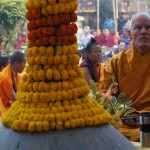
99;42;150;112
0;65;21;109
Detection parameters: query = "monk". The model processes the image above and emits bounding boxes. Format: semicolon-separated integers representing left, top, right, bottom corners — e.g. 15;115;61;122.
80;38;102;85
0;51;26;112
99;12;150;141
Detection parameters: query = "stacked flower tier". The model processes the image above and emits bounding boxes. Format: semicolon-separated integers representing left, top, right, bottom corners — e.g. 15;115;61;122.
2;0;112;132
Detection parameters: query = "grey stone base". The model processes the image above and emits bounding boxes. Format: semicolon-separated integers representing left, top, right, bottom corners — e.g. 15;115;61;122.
0;122;137;150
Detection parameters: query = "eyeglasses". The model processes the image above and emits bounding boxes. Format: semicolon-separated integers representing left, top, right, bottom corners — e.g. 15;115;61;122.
131;25;150;31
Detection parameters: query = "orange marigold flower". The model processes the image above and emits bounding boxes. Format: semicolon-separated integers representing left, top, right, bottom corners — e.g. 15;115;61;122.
47;16;53;25
49;36;56;45
65;3;70;13
53;70;61;81
47;46;54;56
61;70;68;81
54;55;60;65
62;45;68;54
59;4;65;13
47;56;53;65
38;69;45;81
50;82;58;91
58;64;65;72
53;4;60;15
48;0;56;5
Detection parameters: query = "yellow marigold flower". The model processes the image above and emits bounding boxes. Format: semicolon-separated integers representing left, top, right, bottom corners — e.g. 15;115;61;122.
53;4;60;15
72;88;78;99
63;100;69;106
62;81;69;90
30;57;35;65
68;112;72;120
70;1;78;12
40;92;48;102
61;90;68;100
57;106;64;113
40;0;48;7
35;56;41;65
68;70;77;80
79;118;85;127
41;56;47;65
76;87;82;97
33;65;41;71
21;120;28;131
56;121;63;130
58;64;65;72
62;112;68;122
62;45;68;55
26;92;33;103
59;0;66;3
44;64;50;71
26;47;32;56
33;82;39;92
22;82;28;92
60;55;67;65
32;47;39;57
42;7;48;16
76;105;82;111
50;82;58;91
49;114;55;122
49;91;56;102
27;72;33;82
28;83;33;91
28;121;36;132
54;102;61;107
78;111;83;118
43;121;50;131
71;111;78;119
48;0;56;5
44;114;50;122
50;122;56;129
65;3;70;13
38;82;46;92
64;121;70;128
67;90;72;100
38;69;45;81
56;91;62;101
46;69;53;80
36;121;43;132
47;46;54;56
59;4;65;13
56;113;62;122
64;105;71;112
73;54;80;64
39;46;47;56
66;64;72;71
67;45;74;54
71;44;78;53
73;78;80;87
57;82;62;91
47;56;53;65
53;70;61;81
51;106;57;113
32;92;40;103
60;70;68;81
54;55;60;65
56;46;62;55
13;120;22;131
70;119;76;128
25;65;33;73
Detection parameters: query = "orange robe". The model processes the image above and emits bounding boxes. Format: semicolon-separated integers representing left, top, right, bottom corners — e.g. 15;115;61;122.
0;64;21;109
99;42;150;141
99;42;150;112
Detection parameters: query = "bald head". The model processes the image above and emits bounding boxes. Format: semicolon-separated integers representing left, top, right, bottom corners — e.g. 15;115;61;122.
129;12;150;55
129;12;150;30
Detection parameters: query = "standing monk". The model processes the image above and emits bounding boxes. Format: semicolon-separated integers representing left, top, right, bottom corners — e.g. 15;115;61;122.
0;51;26;111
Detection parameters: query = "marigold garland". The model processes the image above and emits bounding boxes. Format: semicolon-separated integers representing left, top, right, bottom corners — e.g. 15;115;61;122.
2;0;112;132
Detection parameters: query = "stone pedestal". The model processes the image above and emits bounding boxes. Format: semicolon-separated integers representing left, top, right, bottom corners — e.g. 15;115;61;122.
0;123;137;150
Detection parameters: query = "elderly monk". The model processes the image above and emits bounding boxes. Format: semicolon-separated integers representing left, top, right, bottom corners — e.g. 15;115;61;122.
99;12;150;141
0;51;26;112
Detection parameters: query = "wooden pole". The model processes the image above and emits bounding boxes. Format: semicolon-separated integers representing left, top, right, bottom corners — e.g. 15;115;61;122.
97;0;100;30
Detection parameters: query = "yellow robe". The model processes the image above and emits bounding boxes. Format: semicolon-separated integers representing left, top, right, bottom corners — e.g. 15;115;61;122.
0;64;21;109
99;42;150;112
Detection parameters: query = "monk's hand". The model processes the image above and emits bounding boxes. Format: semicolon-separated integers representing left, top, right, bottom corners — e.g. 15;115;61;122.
123;113;140;128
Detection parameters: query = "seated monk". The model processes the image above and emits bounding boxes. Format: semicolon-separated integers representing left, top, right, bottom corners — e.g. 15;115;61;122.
98;12;150;141
0;51;26;114
80;38;103;85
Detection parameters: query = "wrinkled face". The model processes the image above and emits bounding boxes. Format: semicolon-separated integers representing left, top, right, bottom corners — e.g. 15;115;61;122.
118;42;125;51
130;14;150;54
103;29;110;37
88;45;101;63
15;58;26;73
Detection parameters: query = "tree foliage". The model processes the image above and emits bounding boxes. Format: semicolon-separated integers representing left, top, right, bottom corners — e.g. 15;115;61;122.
0;0;26;54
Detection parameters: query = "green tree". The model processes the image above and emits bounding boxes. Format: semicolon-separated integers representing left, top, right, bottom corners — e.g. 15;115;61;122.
0;0;26;55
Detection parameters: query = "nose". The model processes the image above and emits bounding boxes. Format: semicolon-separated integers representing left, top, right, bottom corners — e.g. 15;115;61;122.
141;27;147;33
